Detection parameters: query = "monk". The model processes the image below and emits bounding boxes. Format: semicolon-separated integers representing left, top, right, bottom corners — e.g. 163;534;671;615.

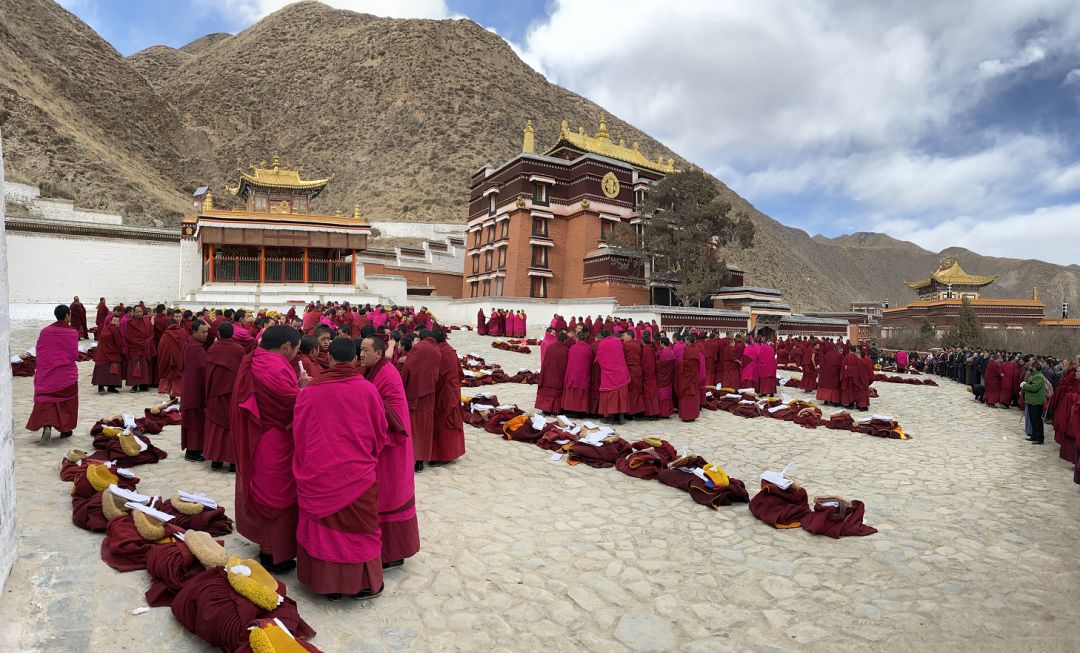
311;325;333;370
518;311;528;337
839;345;871;411
703;334;720;387
123;305;155;392
431;331;466;463
476;309;487;335
231;309;256;352
94;297;109;340
400;329;441;471
26;304;79;440
360;336;421;569
756;339;778;396
294;335;323;383
676;334;705;421
92;311;124;393
562;331;594;414
721;336;742;389
595;330;630;422
621;331;644;417
294;337;387;601
740;337;759;390
180;320;209;461
656;338;676;418
983;355;1006;407
536;332;569;414
231;325;309;572
800;341;818;392
204;321;247;471
156;319;187;398
640;332;660;418
816;341;843;405
69;296;88;339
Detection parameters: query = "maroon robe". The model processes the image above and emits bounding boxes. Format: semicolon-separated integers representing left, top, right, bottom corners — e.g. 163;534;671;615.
156;323;186;397
703;338;720;386
204;338;247;463
26;321;79;432
477;309;487;335
721;342;741;389
839;351;870;409
676;342;704;421
561;340;594;413
596;336;630;417
94;301;109;339
622;339;644;415
800;345;818;392
432;341;466;462
180;339;207;451
815;343;842;403
91;320;124;387
640;343;660;417
983;360;1005;406
401;337;441;461
69;301;88;339
123;315;156;387
536;339;569;414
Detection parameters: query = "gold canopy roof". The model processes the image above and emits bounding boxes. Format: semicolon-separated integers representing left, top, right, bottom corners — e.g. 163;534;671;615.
905;259;998;290
226;154;332;197
544;116;677;175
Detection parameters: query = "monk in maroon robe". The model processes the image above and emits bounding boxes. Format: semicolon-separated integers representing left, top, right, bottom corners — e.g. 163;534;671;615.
815;341;842;405
92;312;124;392
800;341;818;391
596;332;630;421
431;331;466;462
536;333;569;414
983;356;1006;407
676;337;705;421
181;320;209;460
360;335;421;567
231;325;309;570
26;305;79;439
401;332;441;469
721;337;742;389
562;335;593;414
69;296;88;339
703;335;720;387
155;320;187;398
839;345;870;410
476;309;487;335
294;338;387;599
621;331;645;416
94;298;109;340
204;322;247;469
123;306;155;391
656;342;676;418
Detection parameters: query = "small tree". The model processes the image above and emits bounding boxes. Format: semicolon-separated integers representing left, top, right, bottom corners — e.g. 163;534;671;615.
635;169;755;306
942;297;982;349
917;317;936;349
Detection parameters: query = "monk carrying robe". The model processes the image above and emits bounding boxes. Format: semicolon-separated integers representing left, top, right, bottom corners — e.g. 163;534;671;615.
231;326;309;571
431;331;466;462
26;305;79;439
204;322;247;469
595;332;630;421
400;331;441;470
124;306;156;392
92;313;124;393
536;333;569;414
293;337;387;600
561;336;594;414
360;336;421;568
156;320;187;398
181;320;209;461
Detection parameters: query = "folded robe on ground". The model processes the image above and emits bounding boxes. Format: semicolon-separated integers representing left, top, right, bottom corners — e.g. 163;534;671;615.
748;480;810;528
800;498;877;538
567;439;632;469
100;514;180;572
144;540;209;608
154;498;234;537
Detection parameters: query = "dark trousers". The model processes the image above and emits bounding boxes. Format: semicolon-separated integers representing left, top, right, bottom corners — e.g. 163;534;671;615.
1026;403;1044;442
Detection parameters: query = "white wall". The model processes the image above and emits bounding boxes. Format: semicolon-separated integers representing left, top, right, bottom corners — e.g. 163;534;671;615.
2;181;122;225
7;232;179;307
3;181;38;206
0;134;20;590
369;221;465;240
179;238;201;299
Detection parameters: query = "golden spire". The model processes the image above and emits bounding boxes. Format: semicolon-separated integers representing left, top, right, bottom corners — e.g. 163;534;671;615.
335;209;343;217
203;190;214;211
523;119;535;153
353;202;365;222
596;113;610;143
272;153;280;170
1034;287;1039;301
560;119;569;138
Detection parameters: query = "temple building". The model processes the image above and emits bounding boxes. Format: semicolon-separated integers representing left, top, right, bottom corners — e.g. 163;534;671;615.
880;259;1045;337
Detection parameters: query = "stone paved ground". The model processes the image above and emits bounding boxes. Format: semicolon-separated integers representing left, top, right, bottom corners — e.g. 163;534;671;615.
1;323;1078;652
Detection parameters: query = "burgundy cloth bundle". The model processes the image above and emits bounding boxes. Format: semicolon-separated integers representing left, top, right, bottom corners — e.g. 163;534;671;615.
99;435;168;467
873;373;938;387
482;408;524;434
825;412;856;430
145;406;182;426
506;371;539;384
800;498;877;538
655;456;749;508
144;540;208;608
536;426;576;451
11;355;36;377
154;498;234;537
491;341;531;354
715;395;742;411
615;450;668;480
731;401;761;418
61;455;139;486
567;439;632;469
748;480;810;528
100;515;181;572
793;407;822;429
71;493;108;532
501;418;544;443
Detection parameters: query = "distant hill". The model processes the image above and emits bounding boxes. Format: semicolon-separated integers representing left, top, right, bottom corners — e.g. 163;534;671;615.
1;0;1076;310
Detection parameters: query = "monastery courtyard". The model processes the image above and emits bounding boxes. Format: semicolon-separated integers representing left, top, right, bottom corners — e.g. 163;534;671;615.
1;322;1076;653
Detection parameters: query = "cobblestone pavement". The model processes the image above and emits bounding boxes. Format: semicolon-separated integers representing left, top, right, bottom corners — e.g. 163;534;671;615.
1;323;1077;652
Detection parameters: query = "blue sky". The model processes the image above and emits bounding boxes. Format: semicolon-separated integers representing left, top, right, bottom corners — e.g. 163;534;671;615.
59;0;1080;265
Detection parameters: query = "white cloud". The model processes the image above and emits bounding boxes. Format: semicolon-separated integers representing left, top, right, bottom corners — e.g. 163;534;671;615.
1064;68;1080;85
977;40;1048;77
222;0;449;23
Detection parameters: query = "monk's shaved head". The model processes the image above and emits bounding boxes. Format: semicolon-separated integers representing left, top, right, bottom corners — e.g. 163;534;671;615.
328;337;356;364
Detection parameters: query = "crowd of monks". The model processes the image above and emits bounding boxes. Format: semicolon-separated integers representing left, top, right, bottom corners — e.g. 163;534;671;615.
534;324;875;424
26;298;472;603
476;307;528;337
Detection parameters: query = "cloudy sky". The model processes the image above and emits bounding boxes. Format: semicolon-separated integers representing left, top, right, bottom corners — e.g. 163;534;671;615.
61;0;1080;265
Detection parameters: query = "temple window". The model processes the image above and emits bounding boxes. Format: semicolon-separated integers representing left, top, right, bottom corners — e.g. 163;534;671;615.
530;276;548;298
488;193;497;216
600;221;614;241
532;218;548;237
483;280;492;295
485;251;493;271
531;246;548;268
497;248;506;268
471;254;480;274
500;220;510;239
532;182;549;206
495;277;505;296
470;281;479;297
486;225;496;243
473;231;482;248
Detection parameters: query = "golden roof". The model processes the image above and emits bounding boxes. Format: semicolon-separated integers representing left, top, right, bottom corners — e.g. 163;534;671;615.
226;154;332;196
545;115;677;174
905;259;998;290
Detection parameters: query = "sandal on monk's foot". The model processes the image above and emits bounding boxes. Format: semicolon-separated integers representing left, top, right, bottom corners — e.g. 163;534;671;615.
210;461;224;470
414;461;425;473
59;431;73;438
382;560;404;570
185;451;205;462
352;584;384;600
258;553;296;574
327;593;343;602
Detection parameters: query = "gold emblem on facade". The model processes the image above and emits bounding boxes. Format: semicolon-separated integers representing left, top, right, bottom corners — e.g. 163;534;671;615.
601;172;620;198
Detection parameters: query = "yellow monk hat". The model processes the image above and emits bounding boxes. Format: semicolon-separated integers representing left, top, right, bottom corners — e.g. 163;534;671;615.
168;493;205;516
65;448;88;463
185;530;229;569
100;425;124;438
248;621;308;653
227;556;282;611
101;489;130;521
132;510;167;541
702;463;730;488
118;433;144;457
86;464;119;492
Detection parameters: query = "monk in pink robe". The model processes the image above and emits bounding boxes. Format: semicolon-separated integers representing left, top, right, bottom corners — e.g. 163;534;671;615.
740;339;759;389
180;320;209;460
536;334;569;414
26;305;79;438
294;338;387;600
401;333;441;468
231;326;309;571
540;328;557;364
360;336;421;568
596;332;630;420
506;312;518;339
562;336;594;414
756;340;778;396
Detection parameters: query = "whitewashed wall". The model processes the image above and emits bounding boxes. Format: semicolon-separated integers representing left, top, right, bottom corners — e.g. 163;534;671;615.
3;181;38;206
7;232;179;307
179;238;201;300
368;221;465;240
0;134;20;591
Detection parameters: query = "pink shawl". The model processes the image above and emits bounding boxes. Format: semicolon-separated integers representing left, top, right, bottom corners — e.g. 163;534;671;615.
540;332;557;364
596;337;630;391
563;341;594;390
756;343;777;376
33;322;79;401
367;360;415;522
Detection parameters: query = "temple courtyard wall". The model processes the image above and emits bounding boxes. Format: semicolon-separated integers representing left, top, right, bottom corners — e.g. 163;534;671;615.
0;136;22;592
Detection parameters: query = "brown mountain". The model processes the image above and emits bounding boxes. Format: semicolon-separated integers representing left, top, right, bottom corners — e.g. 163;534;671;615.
1;0;1076;311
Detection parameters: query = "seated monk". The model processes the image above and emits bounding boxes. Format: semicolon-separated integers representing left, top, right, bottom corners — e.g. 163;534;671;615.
656;456;750;508
800;497;878;538
748;473;810;529
100;504;181;572
145;530;229;608
154;492;234;536
171;557;316;652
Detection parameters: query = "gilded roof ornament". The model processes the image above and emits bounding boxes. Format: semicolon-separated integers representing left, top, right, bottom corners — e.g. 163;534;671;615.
523;119;535;154
203;190;214;211
904;260;998;290
596;113;610;142
560;120;570;138
353;202;367;223
545;120;676;174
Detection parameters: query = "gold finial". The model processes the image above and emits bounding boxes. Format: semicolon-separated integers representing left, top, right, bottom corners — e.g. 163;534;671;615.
1033;287;1039;301
618;138;625;147
259;160;268;168
203;190;214;211
272;153;280;170
560;119;569;138
335;209;343;217
667;157;674;169
523;119;535;153
353;202;365;222
596;113;610;142
578;127;586;136
632;142;639;151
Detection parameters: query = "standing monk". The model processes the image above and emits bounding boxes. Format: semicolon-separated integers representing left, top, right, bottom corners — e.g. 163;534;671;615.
800;340;818;392
656;338;676;418
180;320;209;461
204;322;247;471
740;337;759;390
26;305;79;441
293;337;387;601
676;335;705;422
231;325;309;572
400;329;441;471
477;309;487;335
983;355;1005;407
94;298;109;340
621;331;644;417
640;332;660;418
155;319;187;398
756;338;778;396
360;335;421;570
69;296;88;340
92;311;123;393
123;305;155;392
816;341;843;405
703;334;720;387
839;344;870;411
596;330;630;423
431;331;465;463
721;336;742;389
561;331;594;415
536;332;569;414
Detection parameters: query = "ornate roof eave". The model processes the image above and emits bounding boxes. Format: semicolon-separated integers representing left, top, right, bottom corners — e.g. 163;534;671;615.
235;168;333;191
